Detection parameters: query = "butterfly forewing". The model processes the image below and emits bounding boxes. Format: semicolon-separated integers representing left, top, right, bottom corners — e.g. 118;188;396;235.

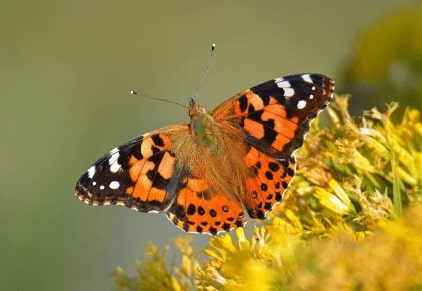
75;125;188;212
213;73;334;157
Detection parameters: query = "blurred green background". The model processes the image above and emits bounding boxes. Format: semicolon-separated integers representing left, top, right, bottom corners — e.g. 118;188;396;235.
1;0;419;290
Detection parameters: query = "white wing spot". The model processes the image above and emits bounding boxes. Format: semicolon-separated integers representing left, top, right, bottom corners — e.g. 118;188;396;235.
92;181;97;186
275;79;291;89
311;86;316;91
100;185;105;190
297;100;307;110
309;94;314;99
284;88;295;97
110;161;121;173
87;166;96;179
109;181;120;189
108;148;121;173
275;78;295;97
301;74;313;83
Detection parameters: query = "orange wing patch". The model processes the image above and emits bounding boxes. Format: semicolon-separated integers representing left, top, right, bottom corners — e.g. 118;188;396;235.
167;176;246;235
244;146;295;218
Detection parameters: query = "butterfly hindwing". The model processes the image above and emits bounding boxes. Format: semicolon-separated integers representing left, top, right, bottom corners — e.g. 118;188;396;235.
166;171;246;235
243;146;296;219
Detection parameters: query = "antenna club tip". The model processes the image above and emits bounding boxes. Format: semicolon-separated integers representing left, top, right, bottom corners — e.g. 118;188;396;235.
130;90;138;95
211;43;216;51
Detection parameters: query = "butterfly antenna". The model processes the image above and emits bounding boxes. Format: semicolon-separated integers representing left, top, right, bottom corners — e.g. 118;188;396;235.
130;90;188;109
194;43;216;100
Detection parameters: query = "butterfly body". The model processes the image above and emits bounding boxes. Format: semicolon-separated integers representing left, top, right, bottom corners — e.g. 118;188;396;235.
75;74;334;235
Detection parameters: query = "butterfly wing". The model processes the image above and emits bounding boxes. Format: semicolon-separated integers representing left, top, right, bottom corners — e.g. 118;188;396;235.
212;73;335;218
75;124;246;235
75;126;184;211
165;172;246;235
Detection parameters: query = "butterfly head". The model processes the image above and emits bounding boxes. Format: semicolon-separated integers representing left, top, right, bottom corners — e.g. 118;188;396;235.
189;98;206;118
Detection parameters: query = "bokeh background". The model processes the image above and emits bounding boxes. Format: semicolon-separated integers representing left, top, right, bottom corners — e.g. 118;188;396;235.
1;1;420;290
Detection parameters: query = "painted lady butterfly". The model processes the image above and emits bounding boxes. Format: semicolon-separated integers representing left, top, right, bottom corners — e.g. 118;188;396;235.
75;74;334;235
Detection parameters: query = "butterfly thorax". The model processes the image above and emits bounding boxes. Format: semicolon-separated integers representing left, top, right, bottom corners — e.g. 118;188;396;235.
188;99;223;154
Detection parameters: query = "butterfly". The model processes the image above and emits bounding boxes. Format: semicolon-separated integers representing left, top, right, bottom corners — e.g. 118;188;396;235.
75;73;334;235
